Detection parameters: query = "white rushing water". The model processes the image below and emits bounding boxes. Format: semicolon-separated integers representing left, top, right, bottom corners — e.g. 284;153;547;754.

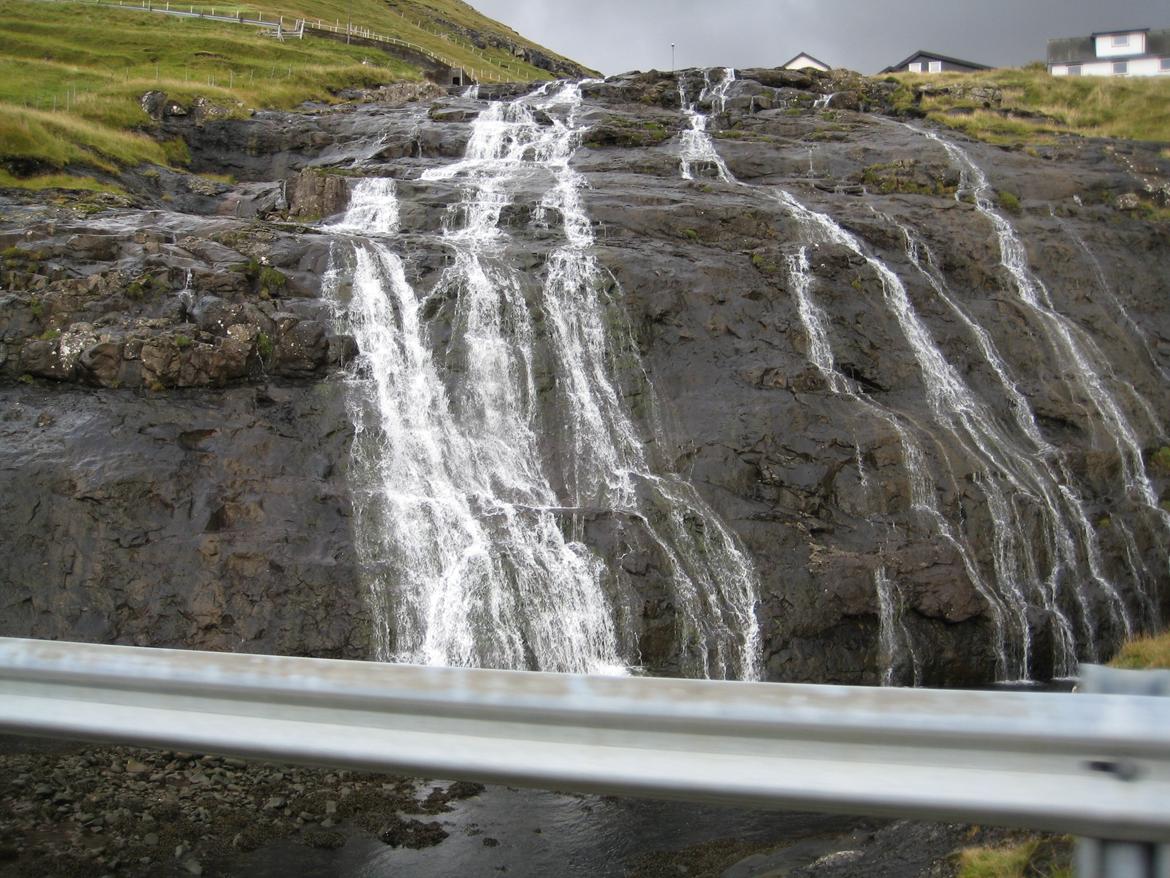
678;69;736;182
326;82;760;680
674;70;1158;680
874;566;922;687
920;130;1161;514
1056;212;1170;420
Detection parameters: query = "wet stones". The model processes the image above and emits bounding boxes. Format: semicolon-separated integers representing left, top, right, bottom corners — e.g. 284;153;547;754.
377;816;449;848
0;743;476;876
285;168;350;220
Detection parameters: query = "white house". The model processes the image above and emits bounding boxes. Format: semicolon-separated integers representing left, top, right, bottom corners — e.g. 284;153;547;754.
1048;28;1170;77
782;52;831;72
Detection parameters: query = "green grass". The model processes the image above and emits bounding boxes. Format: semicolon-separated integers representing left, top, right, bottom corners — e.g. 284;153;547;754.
95;0;582;82
1108;629;1170;670
0;0;431;177
0;0;587;186
891;64;1170;145
0;167;124;191
957;838;1072;878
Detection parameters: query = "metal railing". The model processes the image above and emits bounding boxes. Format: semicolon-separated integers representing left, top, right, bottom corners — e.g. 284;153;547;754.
1;635;1168;869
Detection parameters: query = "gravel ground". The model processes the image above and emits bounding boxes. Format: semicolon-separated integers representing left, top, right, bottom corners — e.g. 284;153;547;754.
0;736;1068;877
0;737;482;877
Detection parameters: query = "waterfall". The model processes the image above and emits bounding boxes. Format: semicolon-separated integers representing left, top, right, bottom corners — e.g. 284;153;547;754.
874;566;922;687
325;180;624;675
678;68;735;182
893;224;1152;653
784;246;850;394
673;72;1158;680
919;130;1162;514
178;268;195;315
1056;213;1170;415
326;82;761;680
786;241;1020;676
327;177;399;235
779;178;1030;674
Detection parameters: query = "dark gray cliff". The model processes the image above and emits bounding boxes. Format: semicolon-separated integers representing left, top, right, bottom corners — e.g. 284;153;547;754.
1;68;1168;683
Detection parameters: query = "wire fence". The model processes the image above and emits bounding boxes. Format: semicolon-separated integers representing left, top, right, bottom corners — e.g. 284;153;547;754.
30;0;522;82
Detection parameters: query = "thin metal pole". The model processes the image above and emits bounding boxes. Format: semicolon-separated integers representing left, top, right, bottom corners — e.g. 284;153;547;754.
1074;666;1170;878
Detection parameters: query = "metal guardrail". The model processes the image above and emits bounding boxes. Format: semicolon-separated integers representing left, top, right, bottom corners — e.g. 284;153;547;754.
1;636;1168;850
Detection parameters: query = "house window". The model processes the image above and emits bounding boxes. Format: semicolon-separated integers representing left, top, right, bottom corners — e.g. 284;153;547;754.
1067;64;1082;76
928;60;942;72
1111;34;1131;47
1113;60;1128;74
908;61;923;73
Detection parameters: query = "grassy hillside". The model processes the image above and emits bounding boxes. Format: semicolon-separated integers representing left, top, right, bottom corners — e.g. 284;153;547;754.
890;64;1170;145
0;0;585;190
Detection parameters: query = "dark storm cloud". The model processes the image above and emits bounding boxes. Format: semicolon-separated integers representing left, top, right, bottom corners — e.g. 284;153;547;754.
470;0;1170;75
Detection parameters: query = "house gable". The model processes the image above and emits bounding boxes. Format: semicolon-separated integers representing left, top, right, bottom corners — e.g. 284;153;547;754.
1092;29;1149;58
880;50;991;75
782;52;831;72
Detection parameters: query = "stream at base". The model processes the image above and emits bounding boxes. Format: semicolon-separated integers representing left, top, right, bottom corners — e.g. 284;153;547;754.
237;786;870;877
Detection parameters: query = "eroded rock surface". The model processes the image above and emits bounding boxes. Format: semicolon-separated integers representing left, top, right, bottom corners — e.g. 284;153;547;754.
1;66;1168;683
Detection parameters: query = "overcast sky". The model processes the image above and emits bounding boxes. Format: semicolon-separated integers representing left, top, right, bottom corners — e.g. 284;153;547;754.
471;0;1170;75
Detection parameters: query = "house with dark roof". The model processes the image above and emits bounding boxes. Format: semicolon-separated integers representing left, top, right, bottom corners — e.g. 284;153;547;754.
880;50;991;75
1048;28;1170;77
782;52;831;72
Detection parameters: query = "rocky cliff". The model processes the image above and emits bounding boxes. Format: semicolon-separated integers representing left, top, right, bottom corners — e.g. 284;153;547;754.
1;68;1168;684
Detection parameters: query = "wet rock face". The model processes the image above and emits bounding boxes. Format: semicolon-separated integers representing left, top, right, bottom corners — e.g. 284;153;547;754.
0;384;366;658
1;68;1169;684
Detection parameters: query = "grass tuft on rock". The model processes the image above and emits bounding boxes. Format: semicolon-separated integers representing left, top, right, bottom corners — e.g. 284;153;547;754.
1108;629;1170;670
957;836;1072;878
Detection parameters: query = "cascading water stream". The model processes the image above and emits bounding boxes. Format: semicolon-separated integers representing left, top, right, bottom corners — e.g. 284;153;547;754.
325;179;624;675
803;190;1146;668
673;71;1160;678
326;82;761;680
891;221;1134;657
874;566;922;687
676;75;1028;676
788;244;1020;675
915;126;1170;629
678;68;736;182
1055;212;1170;415
918;130;1163;515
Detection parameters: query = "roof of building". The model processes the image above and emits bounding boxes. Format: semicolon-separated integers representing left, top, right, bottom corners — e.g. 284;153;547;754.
879;50;991;74
1048;27;1170;64
781;52;831;70
1090;27;1150;38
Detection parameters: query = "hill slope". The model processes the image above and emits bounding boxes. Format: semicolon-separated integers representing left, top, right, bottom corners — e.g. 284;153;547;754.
0;0;592;189
890;64;1170;145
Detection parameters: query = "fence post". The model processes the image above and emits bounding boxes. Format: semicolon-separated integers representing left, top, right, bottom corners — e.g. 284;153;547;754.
1075;665;1170;878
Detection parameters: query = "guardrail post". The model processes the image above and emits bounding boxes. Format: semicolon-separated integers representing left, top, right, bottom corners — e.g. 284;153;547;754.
1075;665;1170;878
